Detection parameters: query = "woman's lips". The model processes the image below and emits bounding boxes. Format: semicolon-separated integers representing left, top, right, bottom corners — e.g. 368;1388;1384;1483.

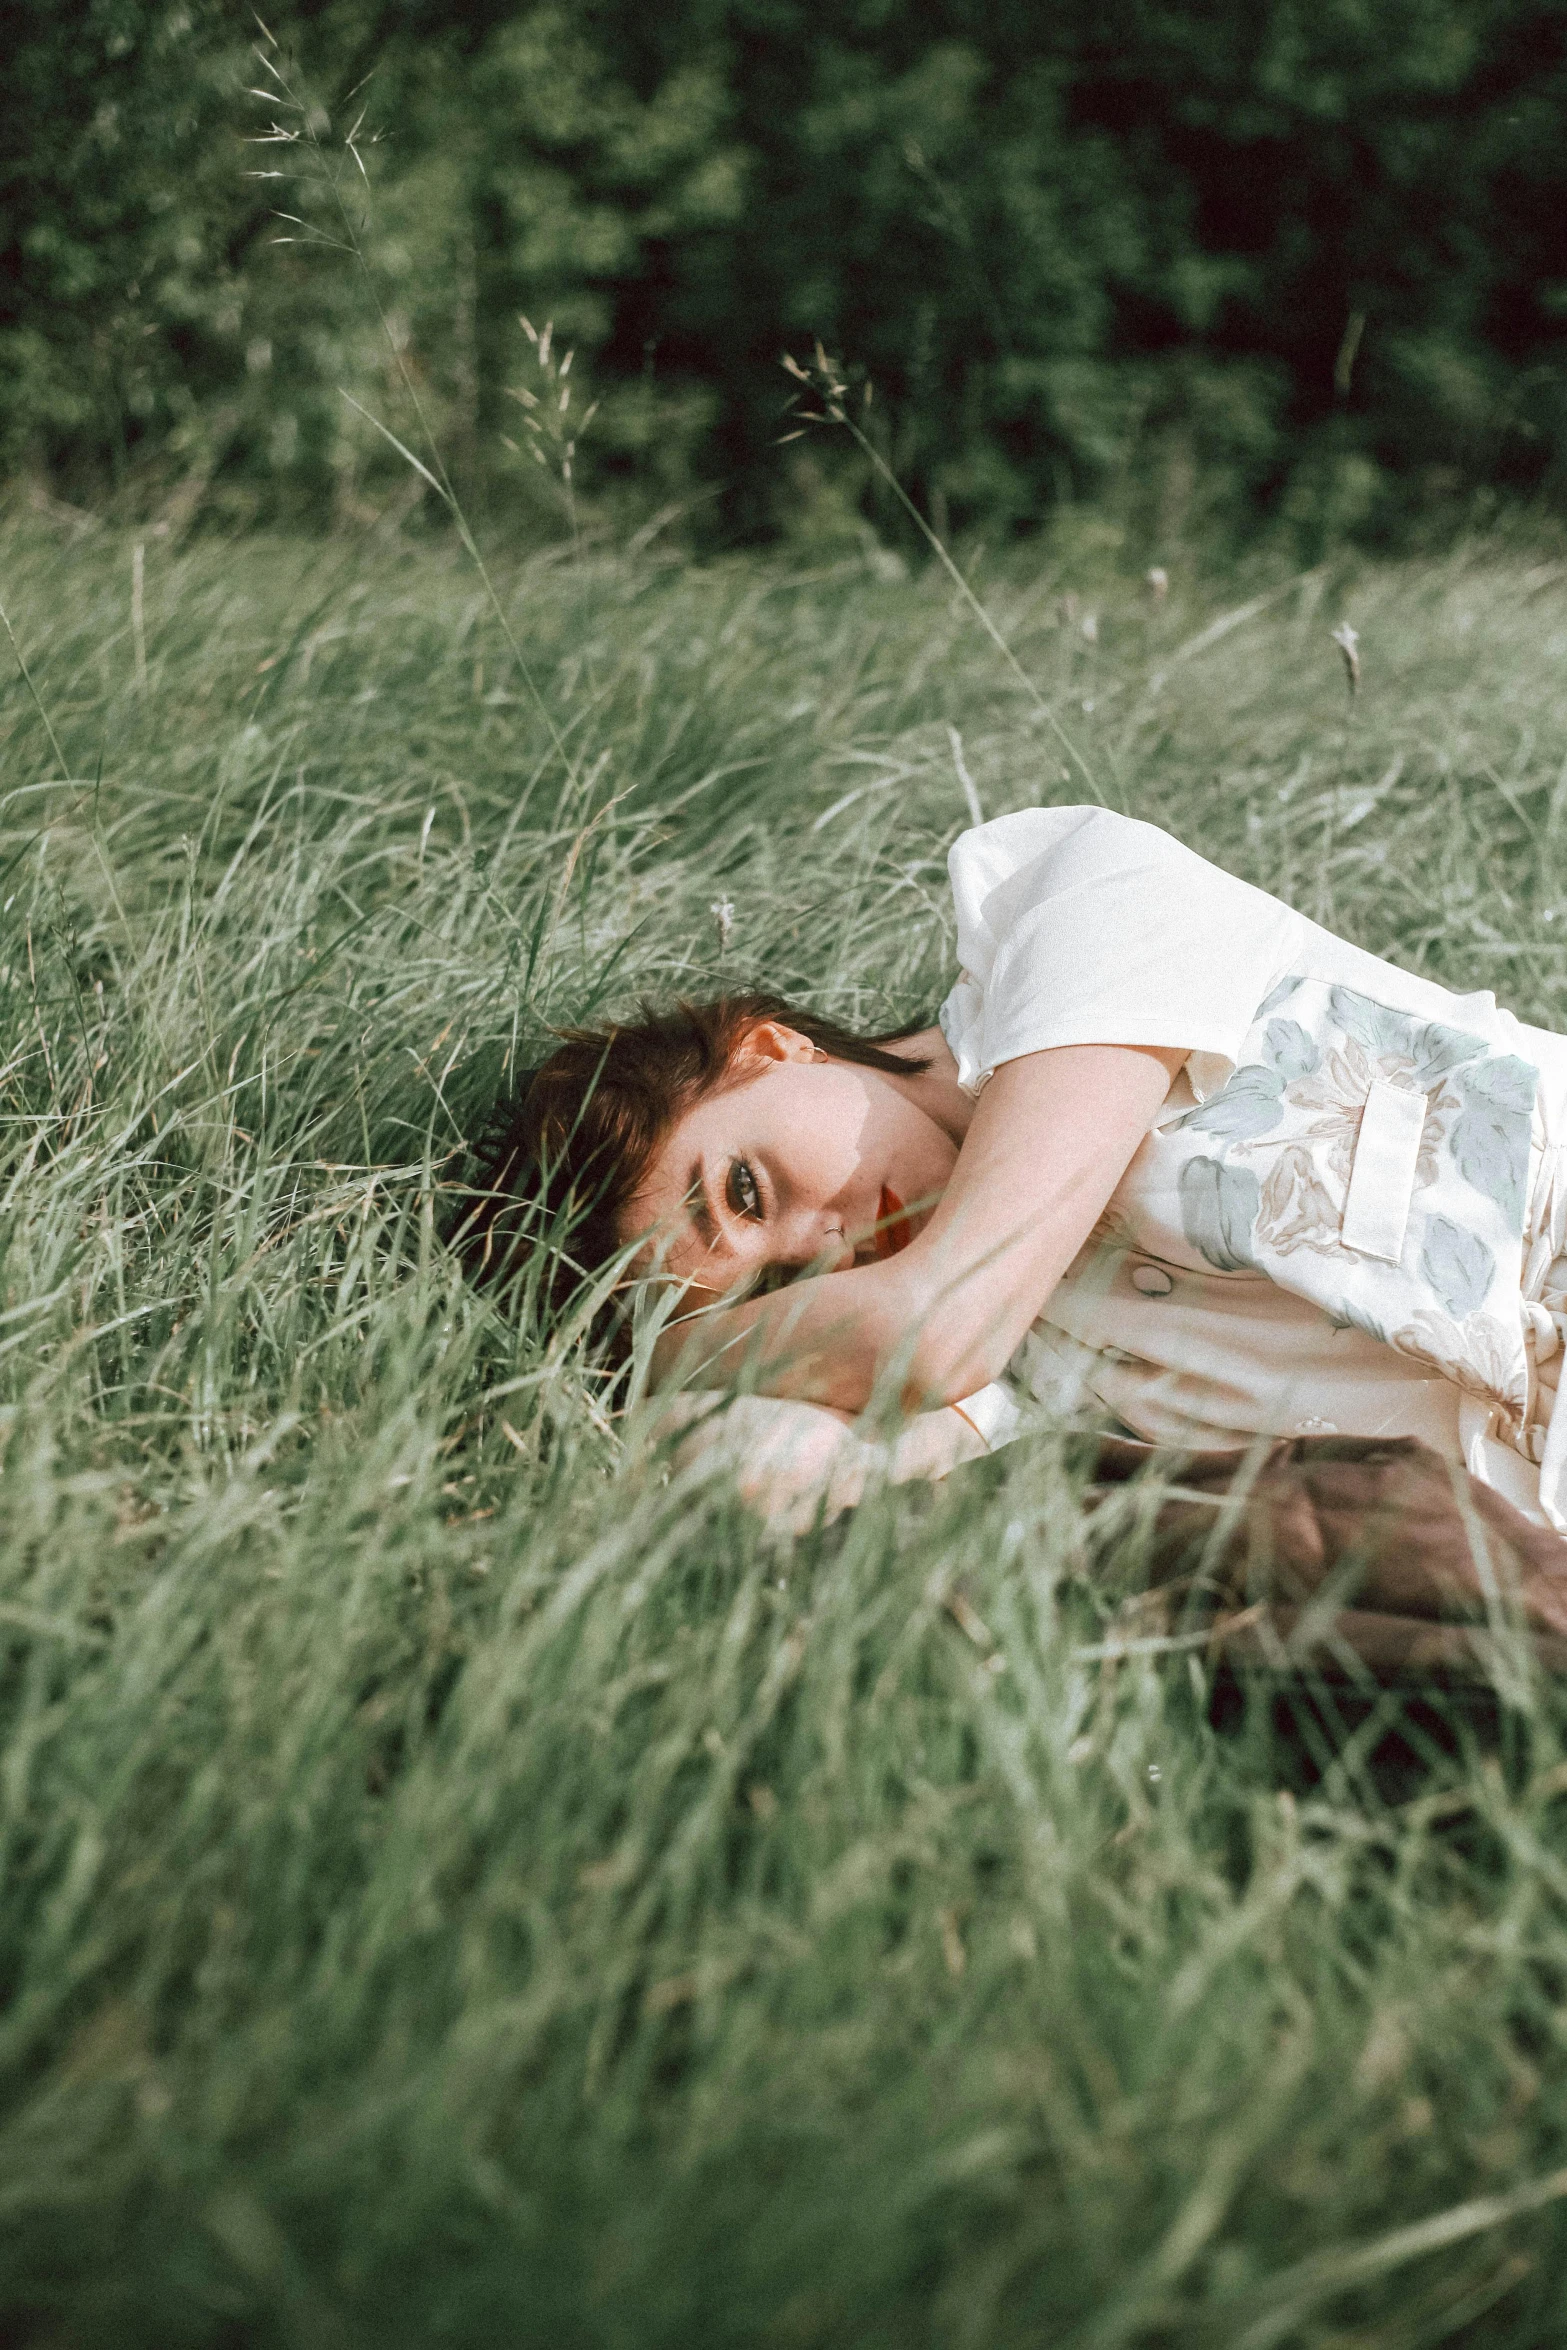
875;1184;913;1259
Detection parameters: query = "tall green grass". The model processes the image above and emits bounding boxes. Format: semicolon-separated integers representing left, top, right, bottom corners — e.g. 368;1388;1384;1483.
5;512;1567;2346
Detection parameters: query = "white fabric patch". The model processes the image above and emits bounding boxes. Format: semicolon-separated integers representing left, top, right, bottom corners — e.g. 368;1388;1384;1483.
1340;1079;1426;1262
953;1381;1023;1451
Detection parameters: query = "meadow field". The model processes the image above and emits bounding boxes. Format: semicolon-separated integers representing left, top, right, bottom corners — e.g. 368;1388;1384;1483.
7;507;1567;2347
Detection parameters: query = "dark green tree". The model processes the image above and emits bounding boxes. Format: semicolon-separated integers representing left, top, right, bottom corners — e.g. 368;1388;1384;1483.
4;0;1564;536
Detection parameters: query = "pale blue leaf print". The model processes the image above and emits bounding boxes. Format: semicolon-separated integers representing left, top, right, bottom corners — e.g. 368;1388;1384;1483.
1448;1056;1535;1227
1407;1020;1487;1085
1178;1157;1261;1272
1460;1054;1536;1115
1419;1214;1494;1320
1256;974;1303;1021
1329;986;1412;1057
1329;987;1487;1084
1172;1064;1286;1139
1263;1018;1319;1081
1328;1298;1394;1344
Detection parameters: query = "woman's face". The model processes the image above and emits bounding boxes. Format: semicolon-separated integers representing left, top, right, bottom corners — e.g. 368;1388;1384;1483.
620;1022;960;1297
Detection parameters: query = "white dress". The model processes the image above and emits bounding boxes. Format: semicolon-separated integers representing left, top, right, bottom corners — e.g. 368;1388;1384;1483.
941;808;1567;1530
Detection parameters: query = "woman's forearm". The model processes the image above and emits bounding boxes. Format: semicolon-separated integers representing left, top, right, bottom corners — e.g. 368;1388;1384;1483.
655;1261;1022;1415
654;1255;928;1412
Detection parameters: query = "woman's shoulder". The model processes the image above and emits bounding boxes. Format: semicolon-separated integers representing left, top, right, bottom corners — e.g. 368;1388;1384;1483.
945;804;1296;967
947;804;1239;904
948;802;1137;878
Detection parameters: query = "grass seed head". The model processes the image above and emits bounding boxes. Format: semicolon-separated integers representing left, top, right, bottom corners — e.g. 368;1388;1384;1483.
1331;620;1361;696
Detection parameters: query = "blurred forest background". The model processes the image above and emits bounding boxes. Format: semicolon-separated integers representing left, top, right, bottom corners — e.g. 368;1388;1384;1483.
5;0;1567;553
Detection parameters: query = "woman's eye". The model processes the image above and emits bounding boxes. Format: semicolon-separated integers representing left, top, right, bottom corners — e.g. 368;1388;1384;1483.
726;1158;762;1220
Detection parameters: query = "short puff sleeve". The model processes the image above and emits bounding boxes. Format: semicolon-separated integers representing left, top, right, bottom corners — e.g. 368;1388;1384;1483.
938;807;1302;1101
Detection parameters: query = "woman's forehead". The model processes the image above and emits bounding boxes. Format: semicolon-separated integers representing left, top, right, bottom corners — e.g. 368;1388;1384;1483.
624;1104;724;1242
662;1073;769;1158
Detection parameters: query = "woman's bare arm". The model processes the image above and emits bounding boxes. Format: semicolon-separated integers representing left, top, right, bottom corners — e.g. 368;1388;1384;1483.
654;1040;1184;1412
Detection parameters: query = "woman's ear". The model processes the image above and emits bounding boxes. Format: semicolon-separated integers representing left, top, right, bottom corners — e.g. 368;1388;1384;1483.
734;1020;821;1068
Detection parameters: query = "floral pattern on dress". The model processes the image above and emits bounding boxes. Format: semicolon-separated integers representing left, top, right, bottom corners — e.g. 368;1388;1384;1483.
1170;975;1535;1419
1387;1310;1529;1415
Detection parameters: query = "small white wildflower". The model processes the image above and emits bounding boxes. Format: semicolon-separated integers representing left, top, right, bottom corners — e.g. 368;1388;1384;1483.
1331;621;1361;696
1146;566;1168;602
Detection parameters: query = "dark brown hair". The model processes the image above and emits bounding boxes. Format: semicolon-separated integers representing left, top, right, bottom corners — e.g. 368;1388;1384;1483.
454;992;930;1320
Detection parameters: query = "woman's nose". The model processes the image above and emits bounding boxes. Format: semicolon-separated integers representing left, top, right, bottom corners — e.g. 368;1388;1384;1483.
783;1212;853;1272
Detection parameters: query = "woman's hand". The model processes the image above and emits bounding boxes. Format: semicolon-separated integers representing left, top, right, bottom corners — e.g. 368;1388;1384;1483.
656;1040;1184;1414
655;1393;990;1534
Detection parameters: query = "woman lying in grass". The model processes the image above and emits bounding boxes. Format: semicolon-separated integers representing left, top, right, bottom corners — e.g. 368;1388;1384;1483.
475;806;1567;1636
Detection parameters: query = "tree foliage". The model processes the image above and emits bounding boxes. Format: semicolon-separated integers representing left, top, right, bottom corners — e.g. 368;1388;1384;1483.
4;0;1565;538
